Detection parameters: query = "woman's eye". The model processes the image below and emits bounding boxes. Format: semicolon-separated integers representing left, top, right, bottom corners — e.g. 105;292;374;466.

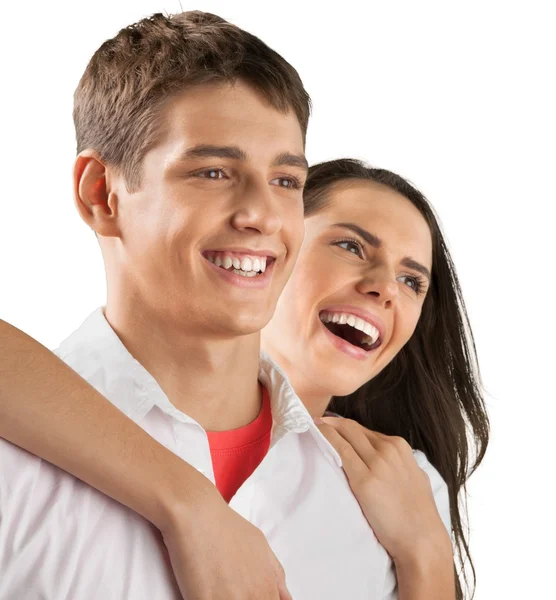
398;275;423;294
196;169;226;180
270;177;300;189
336;240;363;257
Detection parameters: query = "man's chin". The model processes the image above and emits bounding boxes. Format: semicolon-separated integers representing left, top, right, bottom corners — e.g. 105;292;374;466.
192;304;273;339
228;310;272;338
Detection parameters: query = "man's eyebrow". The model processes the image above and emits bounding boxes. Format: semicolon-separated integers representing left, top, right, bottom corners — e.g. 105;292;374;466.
271;152;309;171
176;146;308;171
177;145;248;161
333;222;431;280
332;223;382;248
401;257;431;281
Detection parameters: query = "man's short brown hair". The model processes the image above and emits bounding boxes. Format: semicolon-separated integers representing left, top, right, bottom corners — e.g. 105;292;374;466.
74;11;311;191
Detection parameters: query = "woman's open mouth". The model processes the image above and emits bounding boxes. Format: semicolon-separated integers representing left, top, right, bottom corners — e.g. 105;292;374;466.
319;310;382;352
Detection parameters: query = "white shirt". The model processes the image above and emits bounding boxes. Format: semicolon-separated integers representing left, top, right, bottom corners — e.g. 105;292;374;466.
0;308;451;600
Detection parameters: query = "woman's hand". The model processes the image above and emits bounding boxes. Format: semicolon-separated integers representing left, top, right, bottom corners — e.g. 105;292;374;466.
315;416;452;568
160;484;292;600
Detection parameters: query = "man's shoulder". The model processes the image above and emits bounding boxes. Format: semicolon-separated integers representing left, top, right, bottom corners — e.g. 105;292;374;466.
51;308;125;386
53;341;106;379
52;309;104;363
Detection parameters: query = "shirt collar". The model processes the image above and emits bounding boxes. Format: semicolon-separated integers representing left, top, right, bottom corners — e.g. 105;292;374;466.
56;308;341;466
55;307;177;423
259;353;342;467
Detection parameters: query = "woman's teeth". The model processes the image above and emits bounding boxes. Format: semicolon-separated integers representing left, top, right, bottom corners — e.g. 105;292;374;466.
206;253;267;277
320;311;380;346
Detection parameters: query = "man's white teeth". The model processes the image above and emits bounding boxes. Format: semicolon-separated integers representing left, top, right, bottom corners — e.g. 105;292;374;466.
320;312;380;345
232;269;258;277
206;253;267;274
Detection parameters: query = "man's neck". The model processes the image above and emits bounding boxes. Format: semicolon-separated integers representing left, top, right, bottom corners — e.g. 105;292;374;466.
104;302;262;431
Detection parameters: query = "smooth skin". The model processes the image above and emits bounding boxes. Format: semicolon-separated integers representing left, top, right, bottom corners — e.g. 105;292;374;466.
262;180;434;411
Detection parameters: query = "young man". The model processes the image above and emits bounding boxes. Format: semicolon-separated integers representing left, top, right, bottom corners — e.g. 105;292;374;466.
0;11;392;600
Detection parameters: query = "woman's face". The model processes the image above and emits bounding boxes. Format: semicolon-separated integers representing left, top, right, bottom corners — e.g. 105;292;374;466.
262;180;433;412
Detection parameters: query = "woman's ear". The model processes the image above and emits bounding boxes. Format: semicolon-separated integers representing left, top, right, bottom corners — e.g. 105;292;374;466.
73;150;121;237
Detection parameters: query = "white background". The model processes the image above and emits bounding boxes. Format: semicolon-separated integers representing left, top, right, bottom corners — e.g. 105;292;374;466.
0;1;554;598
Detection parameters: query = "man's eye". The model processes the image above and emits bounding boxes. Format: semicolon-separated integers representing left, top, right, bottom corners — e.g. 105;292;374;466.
270;177;301;189
196;169;226;180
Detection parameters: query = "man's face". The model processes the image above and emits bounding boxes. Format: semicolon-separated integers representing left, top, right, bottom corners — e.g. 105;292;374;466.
105;81;307;336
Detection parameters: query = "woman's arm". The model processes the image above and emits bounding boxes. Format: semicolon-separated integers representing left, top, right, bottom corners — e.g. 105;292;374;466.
0;320;209;527
0;319;290;600
315;416;456;600
395;543;455;600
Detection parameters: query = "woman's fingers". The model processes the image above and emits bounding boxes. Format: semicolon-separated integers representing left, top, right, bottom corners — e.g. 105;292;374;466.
317;417;378;477
316;416;449;566
362;429;415;463
315;419;371;480
318;418;414;473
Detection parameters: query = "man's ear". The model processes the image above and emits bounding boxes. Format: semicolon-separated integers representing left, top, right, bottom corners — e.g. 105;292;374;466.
73;150;121;238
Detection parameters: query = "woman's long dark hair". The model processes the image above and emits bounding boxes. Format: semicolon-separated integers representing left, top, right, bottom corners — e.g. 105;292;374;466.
304;159;489;600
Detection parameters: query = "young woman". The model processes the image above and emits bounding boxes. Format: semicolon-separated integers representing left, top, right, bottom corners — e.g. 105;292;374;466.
0;159;489;599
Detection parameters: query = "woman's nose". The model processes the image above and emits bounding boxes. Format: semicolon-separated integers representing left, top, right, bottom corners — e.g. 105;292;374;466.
355;268;399;308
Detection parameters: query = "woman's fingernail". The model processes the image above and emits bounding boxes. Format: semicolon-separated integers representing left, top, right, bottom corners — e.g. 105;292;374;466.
313;417;324;425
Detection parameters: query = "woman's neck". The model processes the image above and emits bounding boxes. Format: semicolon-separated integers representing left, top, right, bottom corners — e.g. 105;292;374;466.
261;342;332;418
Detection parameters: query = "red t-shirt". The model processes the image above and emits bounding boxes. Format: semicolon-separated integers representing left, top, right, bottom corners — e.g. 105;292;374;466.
206;386;272;503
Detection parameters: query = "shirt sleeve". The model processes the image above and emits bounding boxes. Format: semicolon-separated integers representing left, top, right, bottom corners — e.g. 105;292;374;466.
412;449;451;533
380;449;452;599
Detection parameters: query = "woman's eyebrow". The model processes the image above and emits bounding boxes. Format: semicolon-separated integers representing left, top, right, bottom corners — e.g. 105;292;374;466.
401;257;431;281
332;223;382;248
